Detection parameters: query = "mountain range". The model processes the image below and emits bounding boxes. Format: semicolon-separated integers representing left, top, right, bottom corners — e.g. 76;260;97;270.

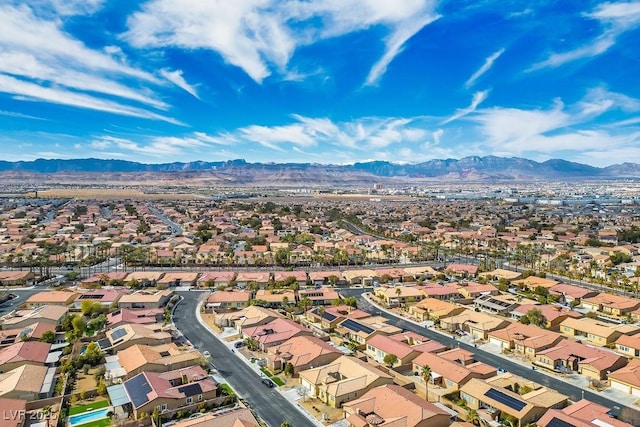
1;157;639;186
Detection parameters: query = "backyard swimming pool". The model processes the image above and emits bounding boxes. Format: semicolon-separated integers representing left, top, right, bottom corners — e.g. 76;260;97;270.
68;408;109;426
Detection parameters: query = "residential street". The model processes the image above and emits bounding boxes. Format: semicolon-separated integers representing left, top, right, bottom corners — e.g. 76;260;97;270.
173;291;315;427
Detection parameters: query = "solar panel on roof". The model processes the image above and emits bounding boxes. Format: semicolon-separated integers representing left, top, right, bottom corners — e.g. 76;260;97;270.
323;311;336;321
484;388;527;411
340;319;374;334
97;338;112;349
177;383;202;396
125;374;153;408
110;327;127;340
546;417;576;427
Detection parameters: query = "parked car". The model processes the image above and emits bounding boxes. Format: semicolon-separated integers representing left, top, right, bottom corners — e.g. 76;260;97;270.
234;341;245;349
262;378;275;388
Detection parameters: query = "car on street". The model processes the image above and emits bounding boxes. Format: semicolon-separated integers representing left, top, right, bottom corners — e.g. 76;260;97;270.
203;350;210;358
234;341;245;349
262;378;275;388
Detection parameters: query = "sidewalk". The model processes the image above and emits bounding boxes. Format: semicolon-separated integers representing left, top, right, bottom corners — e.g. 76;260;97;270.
362;292;640;409
192;298;324;427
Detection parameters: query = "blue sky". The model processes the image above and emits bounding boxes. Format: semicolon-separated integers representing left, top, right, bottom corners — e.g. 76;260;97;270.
0;0;639;166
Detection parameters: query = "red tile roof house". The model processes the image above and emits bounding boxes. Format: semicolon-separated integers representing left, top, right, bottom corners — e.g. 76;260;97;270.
308;271;346;287
73;289;128;309
533;339;628;380
266;335;342;376
417;284;462;301
121;365;218;419
0;323;54;347
195;271;236;288
0;398;27;427
608;358;640;396
549;283;598;304
0;341;51;372
412;351;496;393
582;293;640;317
205;290;252;312
303;305;371;332
445;263;479;278
235;272;271;288
343;384;451;427
107;308;164;328
272;270;308;285
298;288;340;306
365;334;424;368
242;318;312;351
487;323;565;360
537;398;633;427
510;304;582;331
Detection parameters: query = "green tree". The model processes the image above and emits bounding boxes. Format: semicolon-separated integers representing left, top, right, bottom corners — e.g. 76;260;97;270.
97;378;107;396
40;330;55;343
420;364;432;402
244;337;259;351
466;409;480;426
383;353;398;368
72;316;86;337
519;308;547;327
280;422;292;427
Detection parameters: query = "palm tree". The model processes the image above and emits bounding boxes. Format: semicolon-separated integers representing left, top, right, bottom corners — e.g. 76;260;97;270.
466;408;480;426
420;364;432;401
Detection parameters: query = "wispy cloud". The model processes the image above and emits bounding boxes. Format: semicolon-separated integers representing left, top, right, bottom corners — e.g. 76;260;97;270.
160;69;200;99
124;0;440;85
0;110;46;120
464;48;504;89
530;1;640;70
443;90;489;124
0;4;177;122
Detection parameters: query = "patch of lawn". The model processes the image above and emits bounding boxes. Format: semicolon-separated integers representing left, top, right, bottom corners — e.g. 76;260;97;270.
260;367;273;377
68;399;109;416
271;376;285;386
219;383;235;396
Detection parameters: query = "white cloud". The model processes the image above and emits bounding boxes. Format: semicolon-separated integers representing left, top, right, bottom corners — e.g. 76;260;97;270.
0;74;181;125
0;110;46;120
464;48;504;89
443;90;489;124
160;69;200;99
530;1;640;70
124;0;439;85
0;4;177;122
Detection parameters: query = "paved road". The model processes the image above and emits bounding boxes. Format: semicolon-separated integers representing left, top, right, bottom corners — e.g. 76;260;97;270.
0;288;43;316
148;204;183;236
355;294;640;425
173;291;314;427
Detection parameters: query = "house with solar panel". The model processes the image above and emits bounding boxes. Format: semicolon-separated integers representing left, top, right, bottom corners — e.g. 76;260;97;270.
460;374;568;427
335;317;401;350
304;304;371;332
97;323;172;353
117;289;173;310
110;365;218;419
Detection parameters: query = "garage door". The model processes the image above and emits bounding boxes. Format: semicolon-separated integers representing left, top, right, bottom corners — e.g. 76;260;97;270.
610;379;630;394
489;337;505;348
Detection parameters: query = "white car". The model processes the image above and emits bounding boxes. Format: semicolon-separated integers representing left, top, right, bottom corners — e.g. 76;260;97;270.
203;350;211;358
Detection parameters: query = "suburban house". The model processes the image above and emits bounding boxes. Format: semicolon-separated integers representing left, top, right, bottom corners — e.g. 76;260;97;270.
365;334;423;368
0;305;68;330
559;317;640;347
169;407;259;427
608;359;640;396
511;276;558;292
478;269;522;281
342;384;451;427
0;365;55;401
98;323;172;353
73;289;127;309
460;374;568;427
0;398;27;427
445;264;478;278
308;271;346;287
120;366;218;419
266;335;342;376
581;293;640;317
116;343;202;378
234;272;270;288
298;288;340;306
335;317;401;350
195;271;236;288
473;294;520;315
487;323;564;360
615;334;640;358
214;305;282;332
157;272;199;288
205;290;252;311
412;351;496;392
0;323;55;347
457;283;499;299
107;308;164;328
298;355;393;408
510;304;582;330
304;305;370;332
0;271;34;287
533;340;628;380
117;289;173;309
440;310;511;340
537;399;633;427
342;269;377;286
403;265;439;280
0;341;52;372
417;284;462;301
272;270;308;285
124;271;165;288
242;318;312;350
549;283;598;304
254;289;296;307
408;298;467;323
24;291;78;308
374;286;424;307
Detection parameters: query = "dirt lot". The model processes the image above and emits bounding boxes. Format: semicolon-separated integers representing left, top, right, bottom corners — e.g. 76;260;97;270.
25;188;202;200
298;397;344;424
